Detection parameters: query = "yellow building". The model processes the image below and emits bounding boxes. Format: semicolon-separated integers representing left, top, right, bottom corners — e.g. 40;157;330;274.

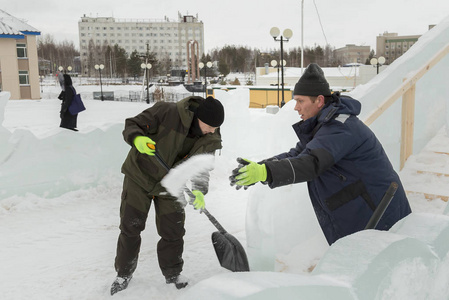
0;9;41;100
210;86;293;108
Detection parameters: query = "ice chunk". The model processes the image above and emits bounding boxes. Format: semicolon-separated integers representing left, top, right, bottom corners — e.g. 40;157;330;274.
245;183;327;272
390;213;449;259
313;230;439;300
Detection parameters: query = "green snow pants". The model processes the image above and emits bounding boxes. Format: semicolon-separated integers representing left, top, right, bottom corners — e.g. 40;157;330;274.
114;176;186;278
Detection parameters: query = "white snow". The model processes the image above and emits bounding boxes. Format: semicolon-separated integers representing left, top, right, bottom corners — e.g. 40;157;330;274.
1;14;449;300
161;153;215;201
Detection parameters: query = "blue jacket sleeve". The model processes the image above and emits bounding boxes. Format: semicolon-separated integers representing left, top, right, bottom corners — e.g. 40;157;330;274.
265;118;359;188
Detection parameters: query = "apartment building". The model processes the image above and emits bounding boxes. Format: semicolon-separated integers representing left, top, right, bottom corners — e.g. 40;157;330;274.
334;44;371;65
78;12;204;76
376;32;421;65
0;9;41;100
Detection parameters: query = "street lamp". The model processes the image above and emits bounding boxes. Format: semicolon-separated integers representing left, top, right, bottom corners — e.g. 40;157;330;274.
270;27;293;107
271;60;279;106
301;0;305;74
199;61;212;98
39;75;44;93
370;56;386;74
140;63;152;104
94;64;105;101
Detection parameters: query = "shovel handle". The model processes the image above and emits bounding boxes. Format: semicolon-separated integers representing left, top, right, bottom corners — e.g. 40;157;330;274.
147;143;156;150
365;182;398;230
184;188;227;234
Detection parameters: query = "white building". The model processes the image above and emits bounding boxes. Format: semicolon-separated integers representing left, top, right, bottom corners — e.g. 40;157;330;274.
78;12;204;76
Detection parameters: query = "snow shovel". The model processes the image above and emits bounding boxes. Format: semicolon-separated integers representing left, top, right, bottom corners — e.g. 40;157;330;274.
149;146;250;272
365;182;398;230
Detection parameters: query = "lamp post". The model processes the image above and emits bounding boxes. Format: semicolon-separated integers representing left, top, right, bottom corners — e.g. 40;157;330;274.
301;0;304;74
271;60;279;106
370;56;386;74
140;62;152;104
199;61;212;98
270;27;292;107
39;75;44;93
94;64;105;101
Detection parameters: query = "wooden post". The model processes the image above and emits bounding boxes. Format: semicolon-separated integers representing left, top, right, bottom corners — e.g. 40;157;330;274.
400;79;415;169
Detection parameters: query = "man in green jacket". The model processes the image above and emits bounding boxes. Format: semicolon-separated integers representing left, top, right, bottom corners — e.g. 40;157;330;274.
111;96;225;295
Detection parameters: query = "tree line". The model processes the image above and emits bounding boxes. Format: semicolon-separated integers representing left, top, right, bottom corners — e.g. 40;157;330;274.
37;34;374;80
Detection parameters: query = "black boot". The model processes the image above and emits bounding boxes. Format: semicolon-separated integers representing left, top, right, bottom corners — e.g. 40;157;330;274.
165;274;188;289
111;275;132;295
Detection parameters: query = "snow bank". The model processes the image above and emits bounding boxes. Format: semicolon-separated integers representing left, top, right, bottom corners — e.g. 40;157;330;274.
0;93;129;199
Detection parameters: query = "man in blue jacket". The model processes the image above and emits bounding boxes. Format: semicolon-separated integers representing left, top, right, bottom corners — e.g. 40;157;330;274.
230;63;411;245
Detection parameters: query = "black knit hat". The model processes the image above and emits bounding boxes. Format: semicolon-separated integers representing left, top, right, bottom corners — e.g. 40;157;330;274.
196;96;225;127
293;63;331;96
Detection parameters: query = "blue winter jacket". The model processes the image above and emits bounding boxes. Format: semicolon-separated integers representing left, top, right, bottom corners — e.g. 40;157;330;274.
264;94;412;245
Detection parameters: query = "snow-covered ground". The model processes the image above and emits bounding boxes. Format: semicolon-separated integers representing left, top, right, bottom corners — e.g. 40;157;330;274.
1;86;448;299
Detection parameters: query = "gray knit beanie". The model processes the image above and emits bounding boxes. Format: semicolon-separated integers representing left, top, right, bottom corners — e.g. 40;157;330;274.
293;63;331;96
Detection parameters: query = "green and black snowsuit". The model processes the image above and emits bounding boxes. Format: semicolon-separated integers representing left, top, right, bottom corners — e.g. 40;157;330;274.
115;96;222;279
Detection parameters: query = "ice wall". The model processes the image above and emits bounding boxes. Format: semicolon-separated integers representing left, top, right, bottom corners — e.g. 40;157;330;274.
0;93;129;199
0;92;14;165
351;16;449;169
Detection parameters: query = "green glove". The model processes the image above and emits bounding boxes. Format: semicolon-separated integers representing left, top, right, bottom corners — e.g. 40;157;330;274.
235;159;267;186
133;136;156;156
191;190;205;210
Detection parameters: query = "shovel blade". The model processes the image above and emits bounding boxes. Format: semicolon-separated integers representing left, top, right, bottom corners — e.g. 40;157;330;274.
211;231;250;272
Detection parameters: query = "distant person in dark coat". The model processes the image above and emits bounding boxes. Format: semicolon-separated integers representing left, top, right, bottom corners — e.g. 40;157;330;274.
230;63;412;245
58;74;78;131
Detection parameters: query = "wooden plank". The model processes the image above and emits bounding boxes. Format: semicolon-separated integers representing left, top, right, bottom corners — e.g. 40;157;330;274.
434;151;449;156
400;81;415;170
417;170;449;177
363;43;449;126
406;191;449;202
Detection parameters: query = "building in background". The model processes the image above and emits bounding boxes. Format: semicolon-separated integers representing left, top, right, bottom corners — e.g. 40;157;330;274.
0;9;41;100
78;12;204;76
333;44;371;65
376;32;421;65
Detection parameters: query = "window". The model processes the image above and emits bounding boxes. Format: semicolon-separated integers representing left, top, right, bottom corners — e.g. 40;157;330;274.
17;43;27;58
19;71;29;85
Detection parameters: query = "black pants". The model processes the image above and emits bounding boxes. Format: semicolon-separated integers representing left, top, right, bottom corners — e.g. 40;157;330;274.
114;176;186;278
60;110;77;129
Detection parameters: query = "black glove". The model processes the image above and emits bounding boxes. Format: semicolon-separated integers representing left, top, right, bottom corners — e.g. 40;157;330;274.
229;157;255;190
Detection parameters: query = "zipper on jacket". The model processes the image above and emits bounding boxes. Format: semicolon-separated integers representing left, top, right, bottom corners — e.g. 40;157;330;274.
328;168;347;181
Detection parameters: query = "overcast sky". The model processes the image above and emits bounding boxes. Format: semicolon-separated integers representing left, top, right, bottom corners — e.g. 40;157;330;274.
3;0;449;53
